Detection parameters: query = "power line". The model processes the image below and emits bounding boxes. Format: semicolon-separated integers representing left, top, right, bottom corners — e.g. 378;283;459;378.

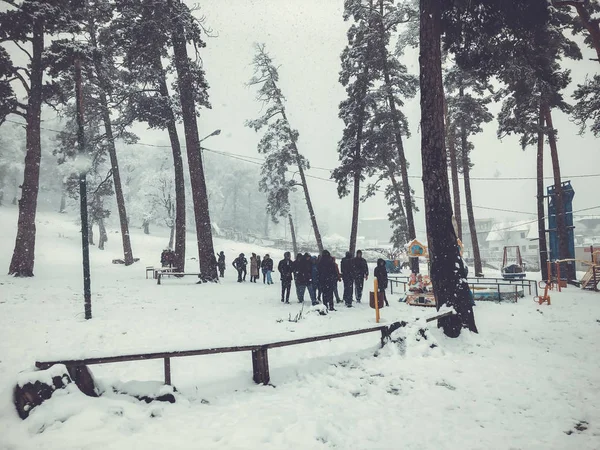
4;118;598;217
5;118;600;181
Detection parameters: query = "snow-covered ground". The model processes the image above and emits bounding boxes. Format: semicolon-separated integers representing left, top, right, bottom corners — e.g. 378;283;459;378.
1;205;599;449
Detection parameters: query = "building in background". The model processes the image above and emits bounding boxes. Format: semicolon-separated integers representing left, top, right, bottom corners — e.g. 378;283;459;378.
460;218;494;262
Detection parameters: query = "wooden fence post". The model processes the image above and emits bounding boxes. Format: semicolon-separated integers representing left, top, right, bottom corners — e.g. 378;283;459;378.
164;357;171;385
251;348;270;385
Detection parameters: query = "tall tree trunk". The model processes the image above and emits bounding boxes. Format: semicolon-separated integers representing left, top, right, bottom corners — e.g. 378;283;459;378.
88;18;135;266
59;187;67;213
289;214;298;256
349;171;361;255
279;108;323;253
460;126;483;276
419;0;477;337
537;102;549;281
75;58;92;320
98;217;107;250
169;0;217;281
153;54;186;272
168;224;175;250
544;105;572;278
8;20;43;277
388;171;410;244
378;0;418;272
445;101;462;240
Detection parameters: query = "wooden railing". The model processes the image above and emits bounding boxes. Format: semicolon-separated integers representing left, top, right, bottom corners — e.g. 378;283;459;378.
36;326;390;386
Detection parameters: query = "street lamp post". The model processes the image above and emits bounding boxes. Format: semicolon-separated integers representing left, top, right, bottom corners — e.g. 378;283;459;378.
199;129;221;164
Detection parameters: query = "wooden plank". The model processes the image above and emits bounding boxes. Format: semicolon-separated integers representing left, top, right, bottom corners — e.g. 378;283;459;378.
425;310;454;323
264;326;387;350
36;344;263;369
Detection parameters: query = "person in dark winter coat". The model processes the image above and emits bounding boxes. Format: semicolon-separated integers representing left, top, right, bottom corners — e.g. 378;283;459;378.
261;254;274;284
278;252;294;303
374;258;390;306
217;251;226;278
318;250;338;311
294;252;313;303
340;252;354;306
256;255;262;281
232;253;248;282
353;250;369;303
309;256;319;305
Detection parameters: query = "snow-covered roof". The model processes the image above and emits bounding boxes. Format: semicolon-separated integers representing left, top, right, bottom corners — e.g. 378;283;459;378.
486;221;538;242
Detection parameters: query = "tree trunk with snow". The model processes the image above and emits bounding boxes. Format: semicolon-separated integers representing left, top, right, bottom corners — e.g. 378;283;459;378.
98;218;107;250
419;0;477;337
8;20;43;277
536;103;549;280
169;0;217;281
153;53;186;272
289;214;298;256
460;115;483;277
88;17;135;267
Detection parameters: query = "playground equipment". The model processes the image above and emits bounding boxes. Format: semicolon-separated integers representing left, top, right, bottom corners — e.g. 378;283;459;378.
547;181;576;281
581;249;600;292
501;246;526;279
535;281;552;305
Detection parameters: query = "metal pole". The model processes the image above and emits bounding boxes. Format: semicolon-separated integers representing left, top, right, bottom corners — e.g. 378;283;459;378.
75;58;92;320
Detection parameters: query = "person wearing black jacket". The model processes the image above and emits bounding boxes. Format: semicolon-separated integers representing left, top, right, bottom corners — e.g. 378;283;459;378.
353;250;369;303
340;252;354;307
261;254;274;285
217;251;226;278
318;250;338;311
374;258;390;306
232;253;247;282
294;252;313;303
278;252;294;303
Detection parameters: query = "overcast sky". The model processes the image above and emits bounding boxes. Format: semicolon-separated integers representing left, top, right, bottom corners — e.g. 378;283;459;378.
172;0;598;240
4;0;598;242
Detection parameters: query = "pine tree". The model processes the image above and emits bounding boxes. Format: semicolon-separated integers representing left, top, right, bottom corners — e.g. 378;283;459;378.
445;67;493;277
0;0;79;276
246;44;324;253
419;0;477;337
573;75;600;136
167;0;217;281
109;0;187;271
493;13;581;280
334;0;381;255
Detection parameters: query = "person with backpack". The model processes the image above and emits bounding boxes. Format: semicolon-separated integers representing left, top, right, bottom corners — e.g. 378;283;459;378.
340;252;354;307
374;258;390;307
261;254;274;285
232;253;247;282
217;251;226;278
318;250;338;311
353;250;369;303
278;252;294;303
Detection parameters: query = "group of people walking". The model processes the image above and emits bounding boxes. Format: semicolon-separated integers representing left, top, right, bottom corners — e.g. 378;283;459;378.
277;250;388;311
216;249;390;312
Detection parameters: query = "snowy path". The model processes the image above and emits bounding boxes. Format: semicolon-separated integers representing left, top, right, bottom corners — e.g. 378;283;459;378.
0;207;599;449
